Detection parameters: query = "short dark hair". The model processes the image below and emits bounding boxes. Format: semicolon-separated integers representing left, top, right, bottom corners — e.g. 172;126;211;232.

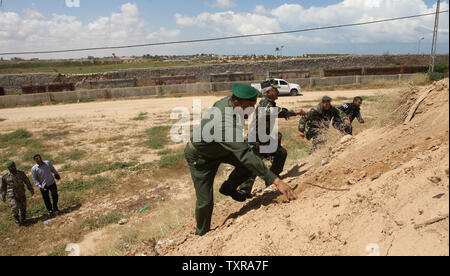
33;154;41;159
354;96;363;102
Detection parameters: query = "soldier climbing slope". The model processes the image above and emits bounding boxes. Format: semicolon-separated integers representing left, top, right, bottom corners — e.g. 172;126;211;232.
298;96;350;151
184;84;297;236
1;162;35;226
338;96;365;135
237;84;306;198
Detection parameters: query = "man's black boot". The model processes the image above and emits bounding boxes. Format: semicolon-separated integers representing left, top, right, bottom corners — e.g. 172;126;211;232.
219;183;247;202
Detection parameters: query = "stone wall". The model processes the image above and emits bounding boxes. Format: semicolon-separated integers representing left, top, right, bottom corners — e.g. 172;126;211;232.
0;73;60;94
115;54;448;82
0;54;448;94
75;78;137;90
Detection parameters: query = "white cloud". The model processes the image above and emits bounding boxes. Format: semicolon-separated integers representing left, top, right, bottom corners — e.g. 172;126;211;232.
176;11;280;36
0;1;448;58
206;0;236;9
0;3;181;58
176;0;449;46
253;5;269;16
270;0;449;44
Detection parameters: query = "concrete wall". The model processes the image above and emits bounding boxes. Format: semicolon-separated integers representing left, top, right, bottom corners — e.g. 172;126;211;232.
0;73;427;108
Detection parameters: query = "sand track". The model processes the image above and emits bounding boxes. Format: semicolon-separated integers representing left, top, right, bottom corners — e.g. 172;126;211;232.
133;80;449;256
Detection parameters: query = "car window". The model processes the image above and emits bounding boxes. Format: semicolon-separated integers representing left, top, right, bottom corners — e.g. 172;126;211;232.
280;81;288;85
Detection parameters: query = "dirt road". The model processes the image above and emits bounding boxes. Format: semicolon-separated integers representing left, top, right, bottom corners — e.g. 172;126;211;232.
0;88;394;124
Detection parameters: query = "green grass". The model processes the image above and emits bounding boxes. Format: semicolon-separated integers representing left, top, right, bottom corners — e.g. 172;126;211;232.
129;162;155;172
131;112;148;121
0;130;44;170
54;150;86;164
157;149;172;156
42;131;70;140
82;211;125;230
0;152;14;164
59;179;94;192
0;118;6;122
0;60;205;75
361;95;385;102
86;162;137;175
158;152;185;169
0;129;32;146
145;126;171;149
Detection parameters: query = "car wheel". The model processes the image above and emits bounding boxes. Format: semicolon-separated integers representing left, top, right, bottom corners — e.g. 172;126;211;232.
290;89;298;96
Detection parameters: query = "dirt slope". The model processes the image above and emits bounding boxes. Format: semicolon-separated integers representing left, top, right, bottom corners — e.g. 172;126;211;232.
135;79;449;256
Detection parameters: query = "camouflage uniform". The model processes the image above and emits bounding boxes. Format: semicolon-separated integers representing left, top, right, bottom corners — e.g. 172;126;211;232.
1;170;34;223
237;95;297;197
298;103;348;151
338;102;364;135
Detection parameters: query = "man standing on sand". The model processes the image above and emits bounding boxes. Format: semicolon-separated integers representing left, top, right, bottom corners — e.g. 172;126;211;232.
237;84;306;198
1;162;35;226
184;84;297;236
298;96;351;151
338;96;365;135
31;154;61;217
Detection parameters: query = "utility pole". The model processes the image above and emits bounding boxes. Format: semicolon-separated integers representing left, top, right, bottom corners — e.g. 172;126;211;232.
429;0;440;73
418;37;424;55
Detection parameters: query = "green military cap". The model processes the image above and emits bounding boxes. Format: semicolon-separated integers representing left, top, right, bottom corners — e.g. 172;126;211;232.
6;161;15;168
232;84;259;100
322;96;332;102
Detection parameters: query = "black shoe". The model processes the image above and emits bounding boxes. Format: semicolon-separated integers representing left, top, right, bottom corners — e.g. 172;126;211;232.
14;215;21;225
48;211;55;218
21;214;27;224
219;184;247;202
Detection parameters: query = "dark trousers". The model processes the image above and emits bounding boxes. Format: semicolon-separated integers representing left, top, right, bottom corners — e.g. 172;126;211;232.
184;144;253;236
40;183;59;212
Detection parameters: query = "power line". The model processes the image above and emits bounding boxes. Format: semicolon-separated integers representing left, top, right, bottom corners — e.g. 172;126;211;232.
1;10;448;56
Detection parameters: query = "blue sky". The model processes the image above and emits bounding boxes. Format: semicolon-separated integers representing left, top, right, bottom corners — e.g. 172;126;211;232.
0;0;448;59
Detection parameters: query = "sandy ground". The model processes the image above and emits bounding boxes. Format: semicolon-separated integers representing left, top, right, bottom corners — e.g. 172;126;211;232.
4;85;443;256
0;88;393;124
129;80;449;256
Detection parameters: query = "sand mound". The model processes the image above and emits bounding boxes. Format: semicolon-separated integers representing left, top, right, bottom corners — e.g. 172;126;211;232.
135;79;449;256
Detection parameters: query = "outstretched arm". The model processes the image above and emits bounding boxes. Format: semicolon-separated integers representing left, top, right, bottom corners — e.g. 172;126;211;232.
357;111;364;123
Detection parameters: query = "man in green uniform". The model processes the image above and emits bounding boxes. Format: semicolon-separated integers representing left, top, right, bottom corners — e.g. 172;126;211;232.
237;84;306;198
1;162;35;225
298;96;350;151
184;84;297;236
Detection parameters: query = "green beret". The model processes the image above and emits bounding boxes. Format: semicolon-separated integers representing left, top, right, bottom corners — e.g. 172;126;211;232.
6;161;15;168
322;96;332;102
232;84;259;100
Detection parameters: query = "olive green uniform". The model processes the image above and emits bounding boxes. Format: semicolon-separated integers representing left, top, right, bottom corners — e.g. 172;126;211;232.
1;170;34;221
185;95;277;236
298;103;348;151
237;95;297;196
